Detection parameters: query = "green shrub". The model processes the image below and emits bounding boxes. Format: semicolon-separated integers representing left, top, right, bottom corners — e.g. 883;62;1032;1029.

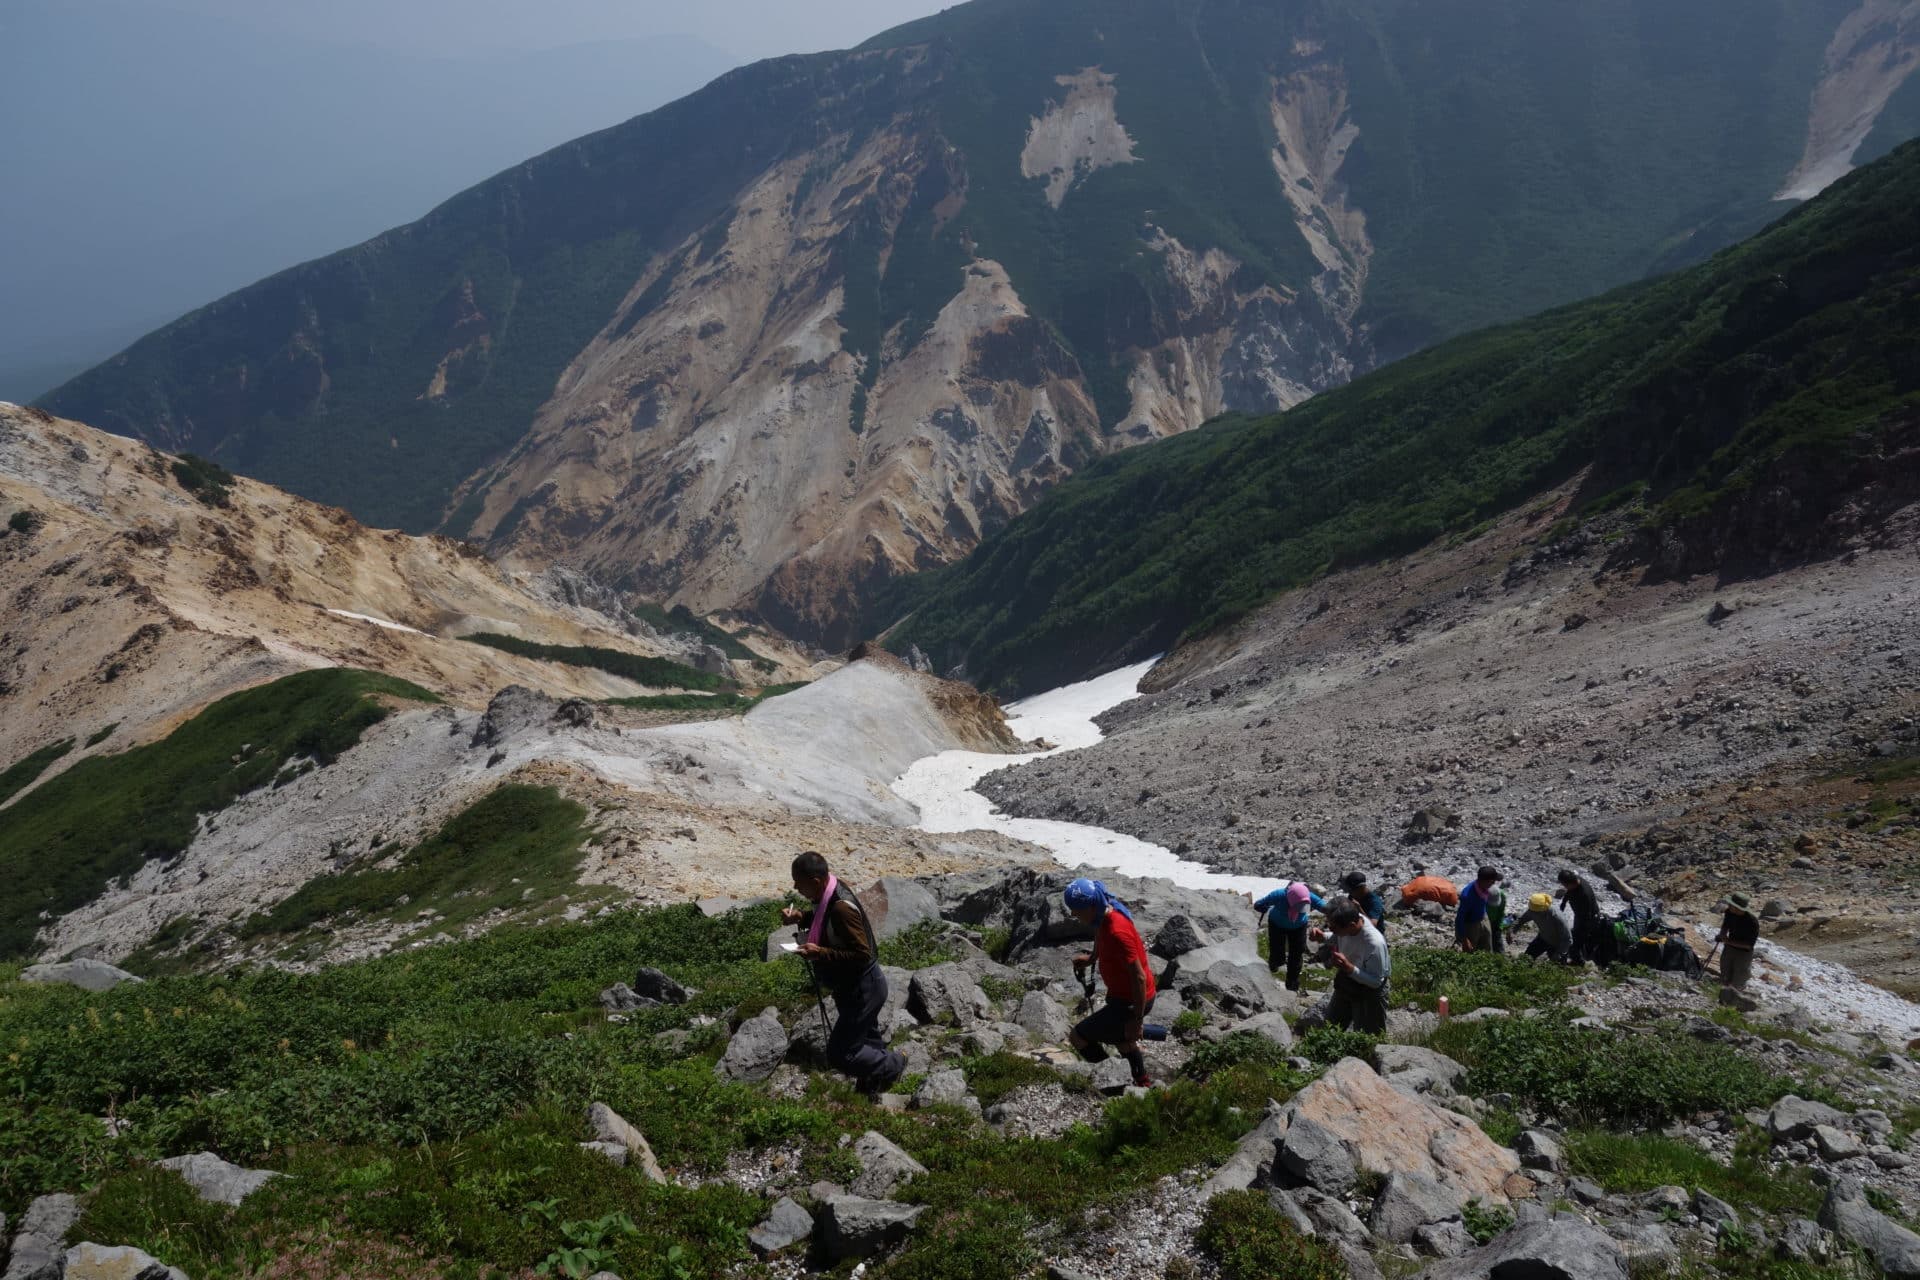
6;508;43;535
1197;1189;1348;1280
1436;1013;1792;1126
959;1052;1056;1104
1296;1027;1378;1067
170;453;233;506
0;738;73;807
1186;1031;1293;1077
1391;947;1582;1013
84;722;120;747
462;634;729;692
1462;1196;1516;1245
1566;1128;1821;1218
877;920;965;970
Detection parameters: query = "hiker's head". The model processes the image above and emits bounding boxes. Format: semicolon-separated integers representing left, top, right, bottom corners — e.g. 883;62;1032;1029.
1557;869;1579;889
791;850;832;901
1341;872;1368;894
1064;877;1107;925
1529;892;1553;912
1285;882;1312;908
1726;891;1753;916
1326;903;1364;934
1476;865;1501;888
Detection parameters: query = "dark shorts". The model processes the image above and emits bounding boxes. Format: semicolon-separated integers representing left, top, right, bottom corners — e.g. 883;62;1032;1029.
1073;999;1141;1047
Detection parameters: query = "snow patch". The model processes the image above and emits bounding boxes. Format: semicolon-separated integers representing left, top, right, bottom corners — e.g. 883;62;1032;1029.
326;609;429;636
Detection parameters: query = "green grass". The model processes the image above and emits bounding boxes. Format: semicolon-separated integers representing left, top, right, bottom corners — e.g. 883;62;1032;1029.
461;634;729;692
1197;1189;1347;1280
84;722;120;748
601;682;806;715
1390;947;1584;1013
887;138;1920;694
1565;1128;1822;1218
0;670;438;958
629;602;757;663
237;784;596;942
169;453;233;507
0;738;74;807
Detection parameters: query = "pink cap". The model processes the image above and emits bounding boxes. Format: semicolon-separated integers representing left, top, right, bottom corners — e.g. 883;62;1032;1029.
1286;882;1311;906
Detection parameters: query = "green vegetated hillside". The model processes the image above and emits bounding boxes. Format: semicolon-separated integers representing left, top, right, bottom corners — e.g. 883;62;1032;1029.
884;140;1920;695
38;0;1873;535
0;910;1841;1279
0;669;438;959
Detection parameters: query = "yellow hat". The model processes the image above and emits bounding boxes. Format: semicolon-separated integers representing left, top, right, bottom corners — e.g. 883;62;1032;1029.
1529;892;1552;912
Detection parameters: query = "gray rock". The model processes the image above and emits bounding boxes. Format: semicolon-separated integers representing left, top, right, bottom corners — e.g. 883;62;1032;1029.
1276;1114;1357;1196
1293;1187;1371;1247
598;983;657;1013
818;1195;925;1261
1768;1095;1846;1142
6;1194;83;1280
907;964;992;1028
579;1140;628;1165
912;1068;970;1109
1191;959;1288;1016
1821;1177;1920;1279
1415;1220;1476;1259
866;877;942;941
850;1131;927;1199
1013;997;1075;1043
1374;1045;1468;1095
155;1151;280;1205
1776;1218;1833;1263
652;1029;691;1056
586;1103;666;1182
1694;1189;1739;1231
1567;1178;1608;1206
1606;1223;1679;1267
1229;1010;1294;1049
20;959;142;992
1384;1067;1449;1099
1047;1265;1096;1280
748;1196;814;1256
1369;1171;1465;1245
1090;1057;1134;1095
765;928;798;963
1340;1240;1387;1280
630;967;690;1004
1813;1125;1863;1162
1516;1130;1565;1174
1200;1103;1285;1200
715;1009;789;1082
1151;914;1212;960
1266;1188;1319;1236
963;1027;1006;1057
1412;1219;1629;1280
61;1243;190;1280
1638;1185;1689;1217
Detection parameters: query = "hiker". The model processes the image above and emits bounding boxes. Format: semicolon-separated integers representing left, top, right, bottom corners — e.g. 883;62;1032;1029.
1455;865;1503;953
1065;878;1157;1087
1557;869;1601;963
1397;872;1459;910
1509;891;1573;962
1250;880;1327;992
1308;903;1390;1033
782;852;906;1095
1715;891;1760;992
1340;872;1388;934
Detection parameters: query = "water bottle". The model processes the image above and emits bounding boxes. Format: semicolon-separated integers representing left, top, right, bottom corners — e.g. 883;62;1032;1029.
1437;995;1450;1019
1142;1023;1169;1041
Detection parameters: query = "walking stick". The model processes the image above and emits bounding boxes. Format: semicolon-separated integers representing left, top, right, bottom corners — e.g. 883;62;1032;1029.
1704;940;1722;975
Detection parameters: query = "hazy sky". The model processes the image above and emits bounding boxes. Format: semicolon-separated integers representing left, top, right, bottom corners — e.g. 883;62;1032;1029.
160;0;956;61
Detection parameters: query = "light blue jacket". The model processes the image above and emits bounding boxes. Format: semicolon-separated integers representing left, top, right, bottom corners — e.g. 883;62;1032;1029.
1253;884;1327;930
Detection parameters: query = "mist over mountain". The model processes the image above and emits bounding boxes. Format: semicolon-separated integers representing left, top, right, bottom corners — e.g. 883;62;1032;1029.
0;0;734;400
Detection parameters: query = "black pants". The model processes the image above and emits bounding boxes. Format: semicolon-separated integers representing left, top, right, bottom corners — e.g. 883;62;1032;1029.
1569;916;1599;963
1268;923;1308;991
1325;973;1388;1034
829;965;904;1091
1525;934;1569;963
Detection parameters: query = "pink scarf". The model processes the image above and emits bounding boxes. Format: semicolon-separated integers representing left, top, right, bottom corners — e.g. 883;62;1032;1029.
806;875;839;946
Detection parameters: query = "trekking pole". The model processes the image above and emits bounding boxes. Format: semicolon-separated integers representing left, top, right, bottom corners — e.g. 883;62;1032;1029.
1704;940;1722;974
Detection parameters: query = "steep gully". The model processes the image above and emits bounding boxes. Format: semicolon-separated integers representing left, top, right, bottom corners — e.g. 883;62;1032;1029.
891;661;1920;1040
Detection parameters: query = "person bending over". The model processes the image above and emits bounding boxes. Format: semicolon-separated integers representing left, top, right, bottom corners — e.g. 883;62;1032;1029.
1065;877;1157;1087
784;852;906;1096
1310;904;1391;1033
1509;892;1573;962
1250;879;1326;992
1557;869;1602;964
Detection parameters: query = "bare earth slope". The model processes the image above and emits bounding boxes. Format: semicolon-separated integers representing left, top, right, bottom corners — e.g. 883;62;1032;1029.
980;483;1920;993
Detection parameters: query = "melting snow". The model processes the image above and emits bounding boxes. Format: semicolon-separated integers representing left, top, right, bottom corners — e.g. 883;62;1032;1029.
326;608;428;636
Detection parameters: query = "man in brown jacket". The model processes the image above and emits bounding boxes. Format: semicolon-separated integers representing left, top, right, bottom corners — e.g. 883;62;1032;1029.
783;851;906;1095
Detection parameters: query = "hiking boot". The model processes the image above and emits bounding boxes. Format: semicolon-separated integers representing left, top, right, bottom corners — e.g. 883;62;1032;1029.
1133;1072;1152;1088
860;1053;907;1099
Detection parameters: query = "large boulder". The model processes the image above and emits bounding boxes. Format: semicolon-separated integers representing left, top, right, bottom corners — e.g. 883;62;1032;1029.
1229;1011;1294;1050
715;1009;789;1082
1280;1059;1520;1204
598;983;656;1012
1821;1178;1920;1279
630;967;691;1004
155;1152;279;1206
6;1194;83;1280
1375;1045;1469;1096
913;1069;970;1109
748;1196;814;1257
1276;1114;1358;1195
907;965;993;1028
1017;992;1072;1044
864;877;943;940
1370;1171;1467;1245
1294;1187;1373;1247
850;1131;927;1199
1200;1102;1288;1200
818;1195;926;1261
1412;1219;1629;1280
1187;958;1289;1017
1515;1131;1565;1175
1768;1096;1846;1142
61;1244;189;1280
1151;914;1213;960
20;959;142;992
586;1103;666;1183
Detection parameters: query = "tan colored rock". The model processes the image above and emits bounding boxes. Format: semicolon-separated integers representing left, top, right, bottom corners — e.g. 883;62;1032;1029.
1283;1058;1520;1203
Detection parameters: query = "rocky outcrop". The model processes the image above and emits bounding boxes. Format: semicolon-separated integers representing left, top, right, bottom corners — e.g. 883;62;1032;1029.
1821;1177;1920;1279
1413;1220;1629;1280
155;1152;279;1206
20;960;142;992
716;1009;789;1082
61;1244;189;1280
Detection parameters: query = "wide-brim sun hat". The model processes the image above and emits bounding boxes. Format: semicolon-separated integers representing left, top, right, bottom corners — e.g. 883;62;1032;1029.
1726;891;1753;914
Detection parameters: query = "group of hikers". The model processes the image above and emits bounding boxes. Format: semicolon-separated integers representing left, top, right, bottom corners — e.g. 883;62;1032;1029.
779;851;1760;1097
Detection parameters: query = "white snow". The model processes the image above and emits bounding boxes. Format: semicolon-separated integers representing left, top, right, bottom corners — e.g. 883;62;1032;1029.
895;659;1920;1039
326;608;429;636
892;659;1273;895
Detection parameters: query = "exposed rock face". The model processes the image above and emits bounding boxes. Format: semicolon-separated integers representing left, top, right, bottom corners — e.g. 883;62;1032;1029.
20;959;143;992
1777;0;1920;199
1821;1177;1920;1279
1412;1219;1629;1280
818;1195;926;1261
155;1151;280;1206
1021;68;1140;208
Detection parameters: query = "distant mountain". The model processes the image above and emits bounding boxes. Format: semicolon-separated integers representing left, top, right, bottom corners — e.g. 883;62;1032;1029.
40;0;1920;647
0;0;734;396
884;139;1920;695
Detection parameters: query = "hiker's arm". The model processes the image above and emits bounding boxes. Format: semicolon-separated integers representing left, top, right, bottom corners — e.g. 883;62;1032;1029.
1452;896;1470;941
1309;890;1328;911
801;900;872;964
1121;958;1150;1035
1251;889;1283;913
1348;942;1387;989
